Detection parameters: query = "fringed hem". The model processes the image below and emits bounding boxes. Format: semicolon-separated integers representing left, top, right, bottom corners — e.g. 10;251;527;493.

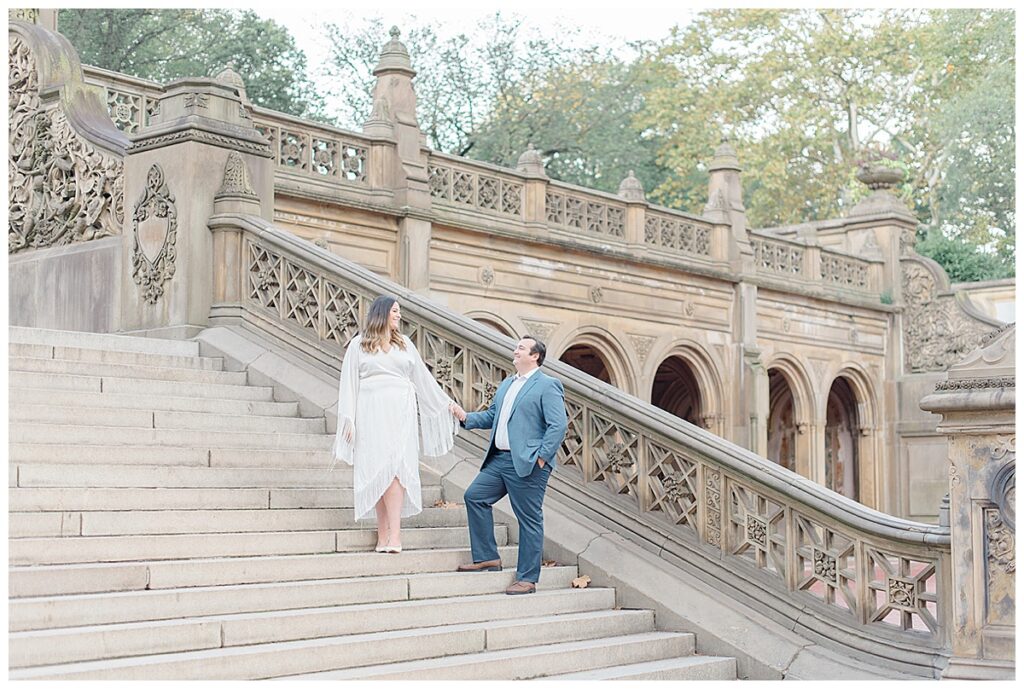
420;405;457;458
353;464;422;521
328;417;355;472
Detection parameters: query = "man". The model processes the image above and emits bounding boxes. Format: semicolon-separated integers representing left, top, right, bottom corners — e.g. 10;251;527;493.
450;336;567;595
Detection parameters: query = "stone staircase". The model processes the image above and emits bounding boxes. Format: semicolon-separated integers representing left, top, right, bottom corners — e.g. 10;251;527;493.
7;327;737;680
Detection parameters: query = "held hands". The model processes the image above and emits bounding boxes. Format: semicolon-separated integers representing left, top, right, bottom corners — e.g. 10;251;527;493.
449;403;467;422
343;422;354;444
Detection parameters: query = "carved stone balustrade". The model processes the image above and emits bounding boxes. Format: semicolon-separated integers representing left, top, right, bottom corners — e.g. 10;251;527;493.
921;325;1015;679
207;211;955;676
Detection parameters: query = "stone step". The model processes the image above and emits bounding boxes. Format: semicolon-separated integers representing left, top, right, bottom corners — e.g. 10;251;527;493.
278;630;695;680
12;582;601;664
10;525;507;565
11;463;432;489
10;566;567;629
8;485;444;512
545;654;738;680
10;342;224;371
9;609;656;680
9;446;340;468
11;370;275;401
10;387;301;418
10;506;470;538
10;424;333;451
9;405;326;435
9;356;248;386
10;545;517;598
8;326;199;358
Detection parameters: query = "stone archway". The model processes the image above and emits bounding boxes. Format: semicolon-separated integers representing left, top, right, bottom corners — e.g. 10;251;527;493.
767;369;798;472
765;358;815;478
651;356;702;427
560;344;613;385
824;376;860;500
472;317;514;338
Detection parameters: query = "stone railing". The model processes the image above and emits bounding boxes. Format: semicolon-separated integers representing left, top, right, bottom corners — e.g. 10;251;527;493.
751;234;806;277
544;182;627;239
427;152;525;219
81;66;373;189
644;207;713;257
820;248;871;289
208;212;953;674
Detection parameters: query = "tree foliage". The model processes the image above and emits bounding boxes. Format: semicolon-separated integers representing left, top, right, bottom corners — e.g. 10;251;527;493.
57;9;327;120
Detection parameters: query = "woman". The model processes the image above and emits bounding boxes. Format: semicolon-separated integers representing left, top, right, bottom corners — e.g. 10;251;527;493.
330;295;457;553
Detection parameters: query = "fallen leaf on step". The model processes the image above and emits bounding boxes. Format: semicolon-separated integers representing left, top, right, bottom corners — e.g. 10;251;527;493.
542;560;558;568
571;575;591;588
432;500;460;509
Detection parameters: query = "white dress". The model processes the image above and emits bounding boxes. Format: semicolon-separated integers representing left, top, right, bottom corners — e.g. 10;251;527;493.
329;334;457;521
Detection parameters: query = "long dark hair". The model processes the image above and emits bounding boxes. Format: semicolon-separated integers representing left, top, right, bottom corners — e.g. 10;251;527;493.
360;295;406;354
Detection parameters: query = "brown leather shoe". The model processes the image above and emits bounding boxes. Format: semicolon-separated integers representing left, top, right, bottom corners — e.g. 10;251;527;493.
456;559;502;572
505;580;537;595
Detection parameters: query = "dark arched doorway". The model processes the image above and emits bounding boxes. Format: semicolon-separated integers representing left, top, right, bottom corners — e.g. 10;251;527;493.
651;356;702;426
560;344;612;385
825;377;859;500
767;369;797;472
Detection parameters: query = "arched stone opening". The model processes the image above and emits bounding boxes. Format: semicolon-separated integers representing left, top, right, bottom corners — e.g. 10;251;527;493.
472;317;513;338
651;356;702;427
824;376;861;502
560;344;613;385
767;369;798;472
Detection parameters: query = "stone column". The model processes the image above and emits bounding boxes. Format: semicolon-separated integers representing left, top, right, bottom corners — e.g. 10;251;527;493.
704;138;752;274
366;27;432;291
920;325;1015;679
120;70;273;338
517;144;549;230
617;171;646;251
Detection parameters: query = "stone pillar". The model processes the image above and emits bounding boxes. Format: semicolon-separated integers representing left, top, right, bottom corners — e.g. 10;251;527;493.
617;171;646;250
704;138;752;274
366;27;432;291
734;282;768;454
120;70;273;338
920;325;1015;679
516;144;548;229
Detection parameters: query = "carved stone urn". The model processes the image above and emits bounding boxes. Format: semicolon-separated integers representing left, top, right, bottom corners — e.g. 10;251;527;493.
855;163;905;191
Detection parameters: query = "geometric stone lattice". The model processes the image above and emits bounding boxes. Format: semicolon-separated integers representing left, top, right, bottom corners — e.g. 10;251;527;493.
558;396;585;474
420;329;465;406
865;547;939;637
248;243;282;313
322;279;360;347
590;412;640;506
728;483;787;581
794;513;857;615
646;440;699;535
469;354;511;412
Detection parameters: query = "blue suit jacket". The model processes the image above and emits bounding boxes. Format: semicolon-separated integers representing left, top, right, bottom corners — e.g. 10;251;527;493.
463;369;568;477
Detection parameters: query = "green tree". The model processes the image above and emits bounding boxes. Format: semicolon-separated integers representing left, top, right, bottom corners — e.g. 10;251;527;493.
57;9;327;121
914;228;1013;283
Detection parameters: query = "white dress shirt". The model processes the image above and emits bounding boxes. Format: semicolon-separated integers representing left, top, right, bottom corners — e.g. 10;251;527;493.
494;367;540;451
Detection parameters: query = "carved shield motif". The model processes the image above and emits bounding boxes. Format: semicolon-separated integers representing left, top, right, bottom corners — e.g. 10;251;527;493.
131;164;178;304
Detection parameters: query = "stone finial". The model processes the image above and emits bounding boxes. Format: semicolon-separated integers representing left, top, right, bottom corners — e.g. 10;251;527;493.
373;25;416;77
215;151;259;201
708;136;741;172
516;143;547;178
214;63;247;100
617;170;645;202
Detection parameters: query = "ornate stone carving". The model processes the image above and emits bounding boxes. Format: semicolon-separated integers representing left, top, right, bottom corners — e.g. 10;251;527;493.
683;300;696;318
130;164;178;304
127;130;272;157
985;508;1015;575
183;92;209;110
745;514;768;548
590;286;604;304
935;377;1015;391
9;9;39;22
521;318;556;343
901;259;998;372
813;548;838;584
606;441;633;471
9;36;123;254
704;467;722;547
215;151;259;200
752;237;804;275
627;334;656;367
479;265;495;287
887;577;918;609
644;213;712;256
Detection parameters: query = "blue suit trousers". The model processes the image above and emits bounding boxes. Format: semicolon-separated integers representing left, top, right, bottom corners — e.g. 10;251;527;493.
463;449;552;583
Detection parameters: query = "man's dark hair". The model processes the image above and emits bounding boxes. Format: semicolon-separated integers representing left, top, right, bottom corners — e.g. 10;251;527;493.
521;335;546;366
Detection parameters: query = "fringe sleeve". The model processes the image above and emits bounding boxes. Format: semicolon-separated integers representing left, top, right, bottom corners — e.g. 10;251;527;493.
329;336;361;471
406;336;458;457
